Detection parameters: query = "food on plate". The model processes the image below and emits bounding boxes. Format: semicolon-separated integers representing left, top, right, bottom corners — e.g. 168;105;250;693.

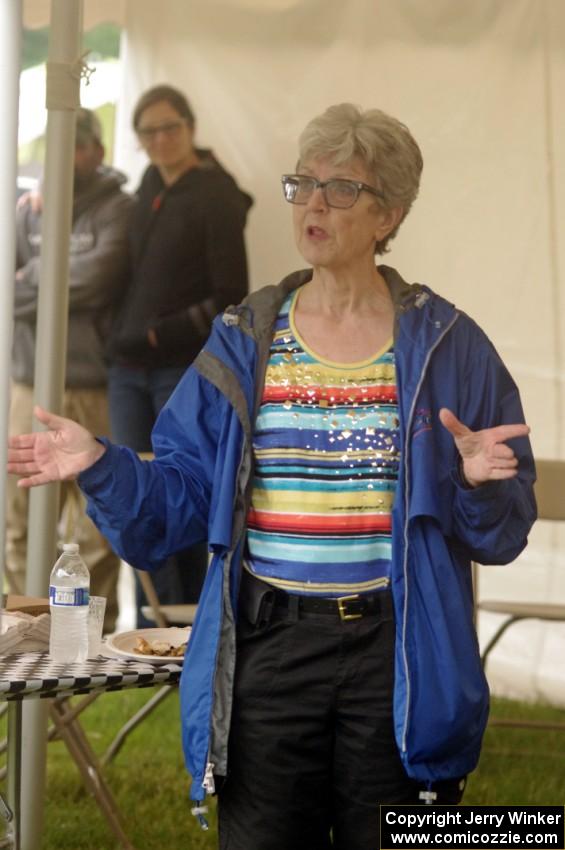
134;636;187;657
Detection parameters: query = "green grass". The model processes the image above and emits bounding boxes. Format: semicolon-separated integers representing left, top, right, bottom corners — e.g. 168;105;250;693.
2;688;217;850
2;693;564;848
465;698;565;806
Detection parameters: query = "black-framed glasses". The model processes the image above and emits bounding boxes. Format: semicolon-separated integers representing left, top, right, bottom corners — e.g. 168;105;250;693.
281;174;384;209
137;121;185;142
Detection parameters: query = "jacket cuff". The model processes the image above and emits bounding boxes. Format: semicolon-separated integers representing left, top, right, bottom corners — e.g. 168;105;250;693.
77;438;118;493
455;456;475;490
451;468;509;523
452;459;503;497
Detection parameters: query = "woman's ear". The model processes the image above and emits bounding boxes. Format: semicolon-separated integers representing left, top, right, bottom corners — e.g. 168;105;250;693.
375;205;404;241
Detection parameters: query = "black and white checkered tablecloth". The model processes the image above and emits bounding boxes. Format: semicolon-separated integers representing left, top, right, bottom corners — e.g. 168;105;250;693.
0;651;182;701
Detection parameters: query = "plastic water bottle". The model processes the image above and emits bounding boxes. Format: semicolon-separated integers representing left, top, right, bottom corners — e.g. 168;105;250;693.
49;542;90;663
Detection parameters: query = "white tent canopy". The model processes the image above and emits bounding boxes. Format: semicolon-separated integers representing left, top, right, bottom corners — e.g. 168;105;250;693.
20;0;565;703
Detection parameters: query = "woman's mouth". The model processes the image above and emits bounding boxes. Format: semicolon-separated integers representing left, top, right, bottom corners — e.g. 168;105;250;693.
306;225;328;240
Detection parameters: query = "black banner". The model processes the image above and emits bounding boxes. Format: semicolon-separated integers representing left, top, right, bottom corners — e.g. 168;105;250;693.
380;805;564;849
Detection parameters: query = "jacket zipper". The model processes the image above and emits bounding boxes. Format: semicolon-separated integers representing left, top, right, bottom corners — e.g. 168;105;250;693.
400;313;459;752
194;333;258;791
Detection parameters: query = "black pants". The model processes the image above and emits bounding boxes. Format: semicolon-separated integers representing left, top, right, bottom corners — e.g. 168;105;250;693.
218;587;465;850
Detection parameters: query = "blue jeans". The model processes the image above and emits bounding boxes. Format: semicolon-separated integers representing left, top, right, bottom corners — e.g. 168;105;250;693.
108;364;187;453
108;364;208;626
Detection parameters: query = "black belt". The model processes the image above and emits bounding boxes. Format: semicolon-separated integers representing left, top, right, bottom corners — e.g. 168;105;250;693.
273;587;391;620
240;570;392;625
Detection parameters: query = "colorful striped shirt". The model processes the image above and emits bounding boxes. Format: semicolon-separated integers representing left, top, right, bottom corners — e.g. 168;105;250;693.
245;290;400;597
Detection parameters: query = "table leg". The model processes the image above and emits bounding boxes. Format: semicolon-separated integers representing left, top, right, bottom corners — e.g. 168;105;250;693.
49;699;136;850
1;702;22;850
103;685;174;764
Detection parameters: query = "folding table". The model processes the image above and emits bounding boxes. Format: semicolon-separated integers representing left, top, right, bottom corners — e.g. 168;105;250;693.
0;650;182;849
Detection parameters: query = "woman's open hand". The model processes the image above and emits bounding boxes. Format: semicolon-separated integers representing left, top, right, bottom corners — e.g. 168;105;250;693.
7;405;106;488
439;407;530;488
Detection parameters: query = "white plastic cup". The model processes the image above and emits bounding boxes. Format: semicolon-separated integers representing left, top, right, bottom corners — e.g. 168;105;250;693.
87;596;107;658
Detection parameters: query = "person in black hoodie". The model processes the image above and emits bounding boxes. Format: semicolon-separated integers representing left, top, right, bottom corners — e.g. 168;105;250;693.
107;84;253;624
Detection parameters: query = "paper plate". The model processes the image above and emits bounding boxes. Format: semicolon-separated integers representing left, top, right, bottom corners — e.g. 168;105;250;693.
105;627;190;664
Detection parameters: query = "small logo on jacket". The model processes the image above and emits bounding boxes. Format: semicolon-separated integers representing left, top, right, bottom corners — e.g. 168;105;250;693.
413;407;432;438
29;232;95;252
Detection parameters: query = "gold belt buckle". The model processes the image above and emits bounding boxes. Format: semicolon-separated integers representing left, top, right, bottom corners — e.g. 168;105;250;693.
337;594;362;621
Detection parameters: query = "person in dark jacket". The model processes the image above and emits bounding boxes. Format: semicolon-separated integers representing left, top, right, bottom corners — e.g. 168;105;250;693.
107;84;253;623
9;104;536;850
6;108;133;631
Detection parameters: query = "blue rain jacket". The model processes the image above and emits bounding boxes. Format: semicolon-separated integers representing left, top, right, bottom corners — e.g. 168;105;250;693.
79;266;536;801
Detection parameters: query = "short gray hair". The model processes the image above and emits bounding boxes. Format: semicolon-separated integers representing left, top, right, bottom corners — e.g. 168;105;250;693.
298;103;423;253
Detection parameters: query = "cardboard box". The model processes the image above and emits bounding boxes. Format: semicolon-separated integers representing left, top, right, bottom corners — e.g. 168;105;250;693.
2;594;50;617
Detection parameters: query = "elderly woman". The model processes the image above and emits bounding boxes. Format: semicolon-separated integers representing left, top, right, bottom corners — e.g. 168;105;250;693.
9;104;536;850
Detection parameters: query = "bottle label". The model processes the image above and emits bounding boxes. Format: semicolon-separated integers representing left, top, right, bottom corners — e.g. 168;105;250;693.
49;585;89;607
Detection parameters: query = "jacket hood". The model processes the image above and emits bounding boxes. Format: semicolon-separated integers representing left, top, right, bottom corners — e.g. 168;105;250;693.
138;149;253;224
197;148;253;218
36;164;129;222
238;264;447;344
72;165;129;219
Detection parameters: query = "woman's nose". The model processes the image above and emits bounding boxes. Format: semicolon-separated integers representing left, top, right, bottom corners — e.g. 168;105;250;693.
306;185;328;211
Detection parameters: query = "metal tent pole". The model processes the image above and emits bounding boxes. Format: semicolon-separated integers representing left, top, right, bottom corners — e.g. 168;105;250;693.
0;0;22;600
21;2;83;848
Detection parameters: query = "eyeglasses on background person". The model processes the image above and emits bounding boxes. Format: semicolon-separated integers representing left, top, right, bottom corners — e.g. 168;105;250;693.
281;174;384;209
137;120;186;143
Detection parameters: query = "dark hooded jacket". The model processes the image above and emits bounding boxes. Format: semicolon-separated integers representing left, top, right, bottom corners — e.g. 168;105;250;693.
107;149;253;369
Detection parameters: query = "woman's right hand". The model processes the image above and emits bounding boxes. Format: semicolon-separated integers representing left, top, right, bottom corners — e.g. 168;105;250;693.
7;405;106;488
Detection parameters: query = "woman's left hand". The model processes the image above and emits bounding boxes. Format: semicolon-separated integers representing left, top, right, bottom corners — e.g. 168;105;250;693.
439;407;530;489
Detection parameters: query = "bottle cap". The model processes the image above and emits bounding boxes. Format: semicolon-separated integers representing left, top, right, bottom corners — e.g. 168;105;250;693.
62;542;80;553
